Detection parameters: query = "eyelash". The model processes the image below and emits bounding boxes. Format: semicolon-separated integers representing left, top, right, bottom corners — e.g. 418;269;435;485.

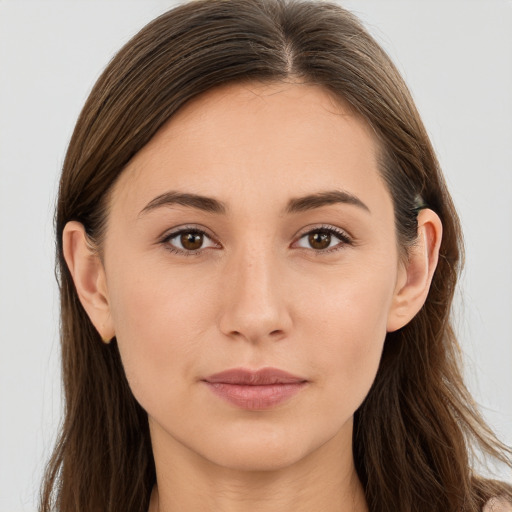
159;224;353;256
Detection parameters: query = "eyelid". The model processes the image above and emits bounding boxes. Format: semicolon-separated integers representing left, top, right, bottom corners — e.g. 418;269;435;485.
294;223;352;240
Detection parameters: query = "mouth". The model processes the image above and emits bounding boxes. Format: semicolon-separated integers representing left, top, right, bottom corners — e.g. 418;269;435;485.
202;367;308;410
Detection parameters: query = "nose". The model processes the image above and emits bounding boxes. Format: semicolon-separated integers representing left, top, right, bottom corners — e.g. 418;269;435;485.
218;245;292;344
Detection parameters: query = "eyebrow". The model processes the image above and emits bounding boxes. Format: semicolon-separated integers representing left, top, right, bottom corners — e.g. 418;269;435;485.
138;189;370;216
139;191;227;216
286;190;370;214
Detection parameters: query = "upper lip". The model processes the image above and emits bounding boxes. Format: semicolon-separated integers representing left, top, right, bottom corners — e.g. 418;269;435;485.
203;367;307;385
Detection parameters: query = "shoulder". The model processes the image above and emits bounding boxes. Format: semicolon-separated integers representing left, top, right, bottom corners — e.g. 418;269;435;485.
483;497;512;511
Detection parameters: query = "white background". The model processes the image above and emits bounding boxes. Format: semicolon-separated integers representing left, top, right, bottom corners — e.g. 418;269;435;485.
0;1;511;510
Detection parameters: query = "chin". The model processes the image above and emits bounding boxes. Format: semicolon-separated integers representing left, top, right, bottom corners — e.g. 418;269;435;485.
195;426;325;473
207;445;307;473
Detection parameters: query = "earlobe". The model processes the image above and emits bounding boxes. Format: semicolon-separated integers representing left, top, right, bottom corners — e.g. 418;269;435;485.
387;209;443;332
62;221;115;342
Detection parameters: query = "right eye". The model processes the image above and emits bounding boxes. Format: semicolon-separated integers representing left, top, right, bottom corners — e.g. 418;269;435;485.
161;228;219;255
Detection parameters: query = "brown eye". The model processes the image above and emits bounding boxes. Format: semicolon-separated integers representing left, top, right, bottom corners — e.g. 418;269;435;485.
295;226;351;252
163;228;218;254
308;231;331;250
180;232;203;250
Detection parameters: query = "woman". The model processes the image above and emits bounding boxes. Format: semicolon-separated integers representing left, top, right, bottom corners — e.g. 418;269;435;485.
40;0;512;510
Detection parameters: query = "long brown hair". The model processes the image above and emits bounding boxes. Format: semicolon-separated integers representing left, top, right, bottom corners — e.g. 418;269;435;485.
41;0;512;510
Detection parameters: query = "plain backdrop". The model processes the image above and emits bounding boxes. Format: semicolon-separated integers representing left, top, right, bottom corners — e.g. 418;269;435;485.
0;1;511;510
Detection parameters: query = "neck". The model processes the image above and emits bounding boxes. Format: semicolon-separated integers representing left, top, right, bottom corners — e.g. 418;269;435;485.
149;475;367;512
147;419;368;512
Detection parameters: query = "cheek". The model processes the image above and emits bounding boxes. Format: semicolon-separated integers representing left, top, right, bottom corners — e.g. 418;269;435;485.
297;262;395;408
106;258;219;409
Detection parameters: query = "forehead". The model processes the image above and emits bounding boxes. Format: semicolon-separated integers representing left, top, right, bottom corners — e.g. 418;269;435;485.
111;80;389;216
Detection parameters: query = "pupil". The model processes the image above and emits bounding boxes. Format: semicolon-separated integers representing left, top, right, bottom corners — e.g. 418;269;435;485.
181;232;203;250
309;231;331;250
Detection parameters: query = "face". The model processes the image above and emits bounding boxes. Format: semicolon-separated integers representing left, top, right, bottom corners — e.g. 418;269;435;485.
101;81;406;471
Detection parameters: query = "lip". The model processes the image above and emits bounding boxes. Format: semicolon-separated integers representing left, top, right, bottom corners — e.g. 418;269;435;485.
204;367;307;385
202;367;308;410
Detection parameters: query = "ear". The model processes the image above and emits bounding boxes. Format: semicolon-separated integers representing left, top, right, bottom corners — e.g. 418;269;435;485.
387;208;443;332
62;221;115;342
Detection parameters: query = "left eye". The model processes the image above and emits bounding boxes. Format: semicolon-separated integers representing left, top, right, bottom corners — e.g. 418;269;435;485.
164;229;218;252
295;228;350;251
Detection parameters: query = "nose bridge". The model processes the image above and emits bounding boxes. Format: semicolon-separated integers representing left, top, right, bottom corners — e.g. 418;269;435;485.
219;239;290;343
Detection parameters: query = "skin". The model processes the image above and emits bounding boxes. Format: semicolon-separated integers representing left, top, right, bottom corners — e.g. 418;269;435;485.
63;81;442;512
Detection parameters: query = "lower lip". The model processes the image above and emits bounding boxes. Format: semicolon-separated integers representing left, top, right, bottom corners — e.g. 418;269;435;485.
203;382;307;410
